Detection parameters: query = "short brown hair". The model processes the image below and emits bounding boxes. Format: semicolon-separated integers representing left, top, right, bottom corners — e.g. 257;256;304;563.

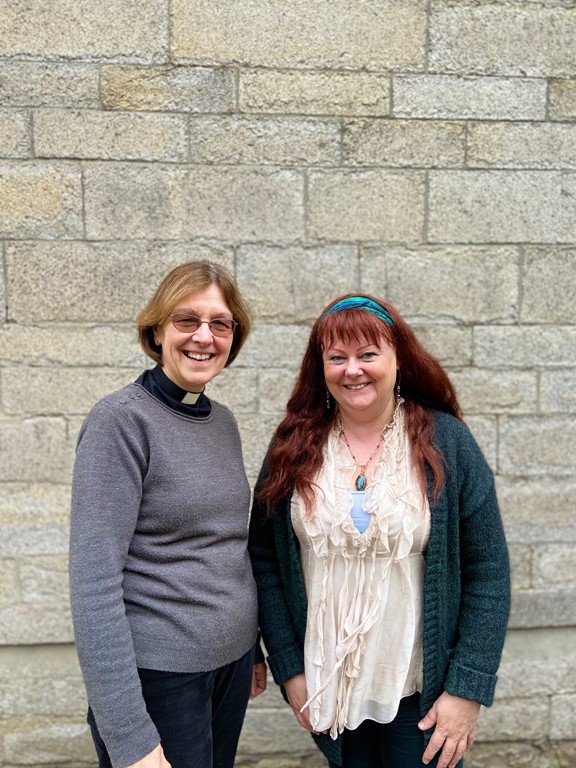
137;261;251;366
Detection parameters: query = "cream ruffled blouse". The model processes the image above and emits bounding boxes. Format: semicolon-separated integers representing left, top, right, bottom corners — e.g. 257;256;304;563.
291;404;431;739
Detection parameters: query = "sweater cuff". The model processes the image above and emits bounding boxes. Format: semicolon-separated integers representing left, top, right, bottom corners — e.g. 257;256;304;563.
102;716;160;768
266;643;305;685
444;660;498;707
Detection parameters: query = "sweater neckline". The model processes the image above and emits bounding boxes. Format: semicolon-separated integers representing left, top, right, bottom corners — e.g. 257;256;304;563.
135;366;211;418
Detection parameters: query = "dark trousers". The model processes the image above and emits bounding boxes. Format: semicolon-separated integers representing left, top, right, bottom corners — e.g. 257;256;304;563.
328;693;464;768
87;646;254;768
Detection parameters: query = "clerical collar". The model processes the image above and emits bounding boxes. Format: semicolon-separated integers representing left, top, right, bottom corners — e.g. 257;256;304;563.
181;390;202;405
135;366;211;417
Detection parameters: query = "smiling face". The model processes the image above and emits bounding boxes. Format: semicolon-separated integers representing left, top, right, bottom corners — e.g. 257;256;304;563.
323;334;398;426
155;284;234;392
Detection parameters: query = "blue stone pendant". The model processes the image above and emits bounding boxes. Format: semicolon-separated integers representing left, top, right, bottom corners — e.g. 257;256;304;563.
355;474;367;491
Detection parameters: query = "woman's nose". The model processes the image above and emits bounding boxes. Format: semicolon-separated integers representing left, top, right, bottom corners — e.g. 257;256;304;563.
191;321;214;343
345;357;362;375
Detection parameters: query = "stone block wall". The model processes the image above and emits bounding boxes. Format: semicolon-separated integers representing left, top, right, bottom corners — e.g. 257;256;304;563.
1;1;575;766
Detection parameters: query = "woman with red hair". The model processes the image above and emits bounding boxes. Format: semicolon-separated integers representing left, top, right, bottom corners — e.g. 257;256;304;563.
248;295;510;768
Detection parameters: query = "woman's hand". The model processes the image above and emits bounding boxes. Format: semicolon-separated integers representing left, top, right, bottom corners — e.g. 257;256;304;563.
250;662;267;698
418;691;481;768
284;673;315;732
125;744;171;768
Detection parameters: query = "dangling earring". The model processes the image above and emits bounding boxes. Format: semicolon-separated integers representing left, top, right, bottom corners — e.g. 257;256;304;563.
326;389;331;410
395;370;401;400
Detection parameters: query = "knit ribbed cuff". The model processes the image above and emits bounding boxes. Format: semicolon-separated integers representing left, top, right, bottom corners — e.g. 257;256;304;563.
266;643;305;685
444;660;498;707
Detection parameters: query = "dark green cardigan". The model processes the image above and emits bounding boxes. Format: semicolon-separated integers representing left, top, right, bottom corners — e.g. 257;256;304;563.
248;411;511;766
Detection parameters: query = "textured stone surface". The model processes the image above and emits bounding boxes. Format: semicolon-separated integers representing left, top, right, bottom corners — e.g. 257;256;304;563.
0;110;30;159
500;416;576;475
497;478;576;544
237;245;358;321
19;555;70;604
474;327;576;369
429;5;576;77
0;674;85;718
550;79;576;121
362;247;519;323
463;416;497;471
9;475;72;550
449;369;536;415
1;367;139;416
0;264;4;316
236;413;285;481
508;544;531;591
0;603;73;644
343;118;465;167
0;483;71;526
101;65;234;112
509;589;576;629
0;162;82;239
0;418;72;484
240;69;391;117
522;247;576;324
429;171;576;244
394;76;545;120
478;696;549;741
0;520;69;557
0;560;19;606
532;545;576;588
257;369;299;415
0;62;99;108
0;0;167;61
541;370;576;414
497;628;576;698
172;0;427;70
3;723;94;764
308;170;424;242
34;109;187;162
467;741;572;768
0;325;144;368
467;123;576;169
500;416;576;476
189;116;341;165
411;325;473;367
551;695;576;740
204;368;259;414
84;164;305;241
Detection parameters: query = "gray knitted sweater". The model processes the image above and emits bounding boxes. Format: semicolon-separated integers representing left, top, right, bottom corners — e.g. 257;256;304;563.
69;383;258;768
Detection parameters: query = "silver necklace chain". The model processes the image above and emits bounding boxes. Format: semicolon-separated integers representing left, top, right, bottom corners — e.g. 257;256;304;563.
337;416;383;492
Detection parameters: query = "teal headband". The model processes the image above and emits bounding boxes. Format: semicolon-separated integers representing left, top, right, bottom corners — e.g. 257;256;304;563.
321;296;394;326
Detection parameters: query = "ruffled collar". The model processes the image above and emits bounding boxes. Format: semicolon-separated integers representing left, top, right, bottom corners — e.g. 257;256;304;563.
301;401;427;553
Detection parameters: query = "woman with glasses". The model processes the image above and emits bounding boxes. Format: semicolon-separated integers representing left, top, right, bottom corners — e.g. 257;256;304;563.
248;295;510;768
70;261;265;768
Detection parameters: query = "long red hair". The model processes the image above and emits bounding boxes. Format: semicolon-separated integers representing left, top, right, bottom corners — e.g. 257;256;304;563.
258;295;462;514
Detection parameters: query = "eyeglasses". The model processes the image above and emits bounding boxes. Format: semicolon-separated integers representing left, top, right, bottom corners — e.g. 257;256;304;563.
170;314;237;337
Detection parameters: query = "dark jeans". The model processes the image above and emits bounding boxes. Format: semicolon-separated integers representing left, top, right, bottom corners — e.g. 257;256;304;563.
328;693;464;768
87;646;254;768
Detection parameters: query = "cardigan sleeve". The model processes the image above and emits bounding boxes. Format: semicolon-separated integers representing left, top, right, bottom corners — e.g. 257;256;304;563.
248;461;305;685
441;418;511;706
